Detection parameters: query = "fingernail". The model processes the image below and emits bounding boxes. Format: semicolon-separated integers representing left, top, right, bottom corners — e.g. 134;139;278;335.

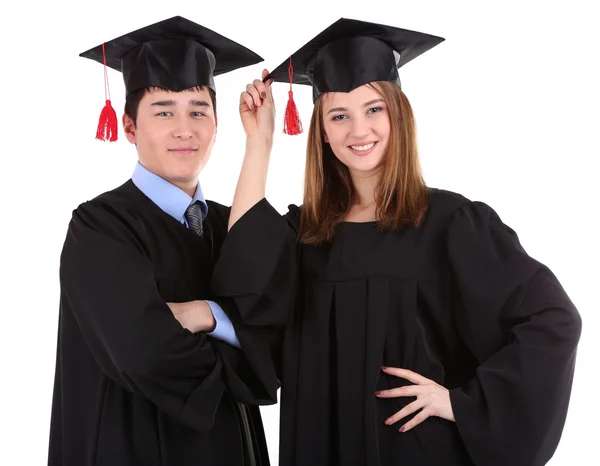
384;419;391;425
374;391;383;396
261;91;267;99
381;366;388;370
399;425;406;432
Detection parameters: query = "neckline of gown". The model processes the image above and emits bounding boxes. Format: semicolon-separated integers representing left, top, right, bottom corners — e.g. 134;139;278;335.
123;179;208;240
340;220;378;225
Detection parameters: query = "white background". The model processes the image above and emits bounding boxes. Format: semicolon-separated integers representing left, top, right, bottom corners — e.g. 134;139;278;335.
0;0;598;464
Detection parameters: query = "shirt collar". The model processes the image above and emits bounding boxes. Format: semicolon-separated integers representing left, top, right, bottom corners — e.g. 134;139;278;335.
131;161;208;222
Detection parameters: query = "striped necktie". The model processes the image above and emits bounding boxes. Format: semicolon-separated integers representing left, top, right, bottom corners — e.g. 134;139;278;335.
184;201;204;237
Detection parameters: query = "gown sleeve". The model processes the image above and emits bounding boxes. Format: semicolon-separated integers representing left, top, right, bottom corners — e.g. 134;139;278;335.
211;198;299;401
446;200;582;466
60;200;265;432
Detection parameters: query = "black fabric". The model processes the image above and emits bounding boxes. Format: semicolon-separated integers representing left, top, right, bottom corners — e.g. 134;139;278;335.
265;17;444;100
79;16;263;96
48;180;272;466
212;190;582;466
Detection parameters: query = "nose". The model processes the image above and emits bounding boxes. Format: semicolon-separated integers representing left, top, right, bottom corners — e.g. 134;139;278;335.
173;114;192;139
349;115;370;140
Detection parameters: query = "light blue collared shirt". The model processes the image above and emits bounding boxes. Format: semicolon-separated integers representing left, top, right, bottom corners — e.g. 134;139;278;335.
132;162;240;348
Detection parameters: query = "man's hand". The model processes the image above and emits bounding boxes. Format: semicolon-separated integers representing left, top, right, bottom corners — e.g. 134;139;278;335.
167;300;216;334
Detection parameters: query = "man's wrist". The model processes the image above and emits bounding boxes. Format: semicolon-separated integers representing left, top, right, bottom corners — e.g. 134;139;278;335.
189;300;216;333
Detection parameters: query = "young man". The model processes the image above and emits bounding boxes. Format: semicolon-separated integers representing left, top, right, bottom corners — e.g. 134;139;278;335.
48;16;274;466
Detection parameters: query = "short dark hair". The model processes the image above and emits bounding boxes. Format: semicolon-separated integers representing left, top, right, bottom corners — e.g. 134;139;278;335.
124;86;217;125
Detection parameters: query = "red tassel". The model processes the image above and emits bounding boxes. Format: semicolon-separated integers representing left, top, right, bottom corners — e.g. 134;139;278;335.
284;91;303;135
96;99;118;142
96;43;118;142
283;57;303;135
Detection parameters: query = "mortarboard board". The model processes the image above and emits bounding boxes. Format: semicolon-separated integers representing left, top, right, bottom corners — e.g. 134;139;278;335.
265;18;444;135
79;16;263;142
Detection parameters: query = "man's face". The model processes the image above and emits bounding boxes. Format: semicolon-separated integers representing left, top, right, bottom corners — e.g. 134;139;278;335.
124;87;217;190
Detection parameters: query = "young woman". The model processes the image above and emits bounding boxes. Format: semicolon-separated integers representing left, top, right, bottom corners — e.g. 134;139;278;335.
211;19;582;466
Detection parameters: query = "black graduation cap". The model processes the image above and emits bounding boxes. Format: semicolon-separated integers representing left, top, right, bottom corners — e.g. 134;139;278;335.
265;18;444;135
79;16;263;141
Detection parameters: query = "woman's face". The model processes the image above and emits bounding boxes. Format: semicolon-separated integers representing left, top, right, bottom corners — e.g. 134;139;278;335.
321;84;390;176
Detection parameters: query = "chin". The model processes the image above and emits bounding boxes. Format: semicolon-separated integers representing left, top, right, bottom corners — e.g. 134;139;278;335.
171;158;206;178
341;152;384;174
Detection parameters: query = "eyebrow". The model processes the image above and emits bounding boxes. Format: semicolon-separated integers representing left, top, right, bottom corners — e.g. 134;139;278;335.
326;98;385;115
150;100;212;107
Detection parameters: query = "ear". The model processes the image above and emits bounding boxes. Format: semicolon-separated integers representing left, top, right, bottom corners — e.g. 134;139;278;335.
323;131;329;143
122;114;137;145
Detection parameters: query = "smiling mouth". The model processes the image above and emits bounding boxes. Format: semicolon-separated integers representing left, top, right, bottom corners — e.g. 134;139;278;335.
349;142;377;151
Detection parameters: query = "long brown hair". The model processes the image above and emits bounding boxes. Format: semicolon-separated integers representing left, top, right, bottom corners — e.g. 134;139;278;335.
300;81;429;245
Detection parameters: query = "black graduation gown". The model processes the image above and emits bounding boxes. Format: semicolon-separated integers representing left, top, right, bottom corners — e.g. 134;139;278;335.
48;180;274;466
212;188;582;466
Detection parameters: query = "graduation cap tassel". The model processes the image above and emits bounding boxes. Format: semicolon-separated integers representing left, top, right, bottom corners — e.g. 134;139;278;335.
283;56;303;135
96;100;118;142
96;43;118;142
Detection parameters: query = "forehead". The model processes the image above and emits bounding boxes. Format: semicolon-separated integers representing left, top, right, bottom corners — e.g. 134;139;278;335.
140;87;212;104
322;83;382;109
